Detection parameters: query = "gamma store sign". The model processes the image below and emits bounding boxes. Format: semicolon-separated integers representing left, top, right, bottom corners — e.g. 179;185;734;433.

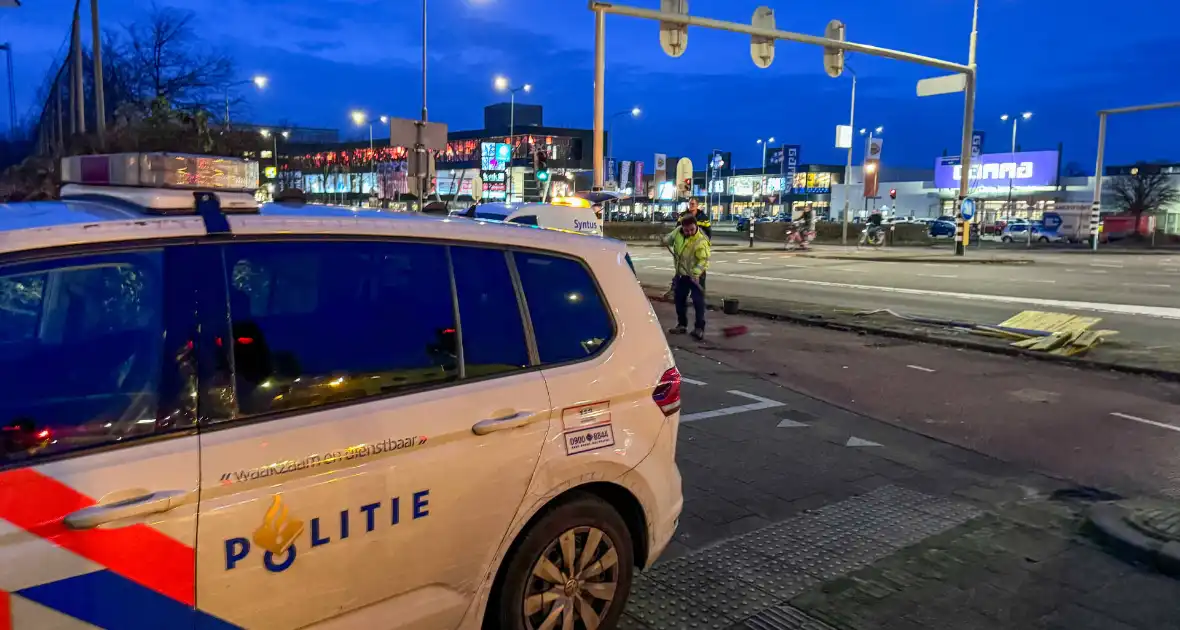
935;150;1059;189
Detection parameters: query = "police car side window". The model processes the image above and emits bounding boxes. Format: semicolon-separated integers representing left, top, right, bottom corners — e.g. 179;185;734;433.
450;246;531;376
0;251;166;465
224;240;458;417
510;215;538;226
513;252;613;364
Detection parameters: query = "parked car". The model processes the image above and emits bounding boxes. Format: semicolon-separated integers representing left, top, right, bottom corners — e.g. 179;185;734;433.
1001;221;1062;243
929;216;957;237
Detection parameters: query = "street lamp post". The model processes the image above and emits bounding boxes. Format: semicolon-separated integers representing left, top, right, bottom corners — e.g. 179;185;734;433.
352;110;375;202
842;65;857;245
494;77;532;201
756;136;775;215
606;107;641;187
259;129;289;197
225;75;268;128
1000;112;1032;246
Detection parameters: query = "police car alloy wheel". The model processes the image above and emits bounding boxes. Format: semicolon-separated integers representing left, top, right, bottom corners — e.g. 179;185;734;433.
491;494;634;630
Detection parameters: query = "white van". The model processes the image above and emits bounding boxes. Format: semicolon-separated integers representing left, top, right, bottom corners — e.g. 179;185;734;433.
472;198;603;236
0;153;682;630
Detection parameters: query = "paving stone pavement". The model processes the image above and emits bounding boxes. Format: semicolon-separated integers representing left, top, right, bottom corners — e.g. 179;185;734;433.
619;348;1180;629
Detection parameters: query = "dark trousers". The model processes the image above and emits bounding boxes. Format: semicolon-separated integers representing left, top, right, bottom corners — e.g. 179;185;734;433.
674;273;706;331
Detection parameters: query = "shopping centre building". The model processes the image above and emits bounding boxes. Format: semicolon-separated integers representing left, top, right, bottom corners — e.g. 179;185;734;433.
264;114;1180;232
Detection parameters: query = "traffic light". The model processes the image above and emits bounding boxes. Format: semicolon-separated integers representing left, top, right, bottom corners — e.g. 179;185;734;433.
534;148;550;182
889;188;897;200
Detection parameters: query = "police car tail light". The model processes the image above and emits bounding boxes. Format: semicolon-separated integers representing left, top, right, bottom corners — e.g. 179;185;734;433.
60;152;260;214
652;367;682;417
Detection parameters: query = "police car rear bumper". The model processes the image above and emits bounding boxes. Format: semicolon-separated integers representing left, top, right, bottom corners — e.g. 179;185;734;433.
620;413;683;568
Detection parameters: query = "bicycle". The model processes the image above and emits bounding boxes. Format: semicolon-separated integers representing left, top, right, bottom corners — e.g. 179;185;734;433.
783;224;813;251
857;225;886;249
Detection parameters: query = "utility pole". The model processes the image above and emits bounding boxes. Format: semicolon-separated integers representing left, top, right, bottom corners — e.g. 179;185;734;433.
70;0;85;135
90;0;105;139
842;66;856;245
953;0;979;256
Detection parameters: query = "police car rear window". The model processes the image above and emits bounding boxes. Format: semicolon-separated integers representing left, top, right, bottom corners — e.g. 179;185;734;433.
474;211;508;221
514;252;612;364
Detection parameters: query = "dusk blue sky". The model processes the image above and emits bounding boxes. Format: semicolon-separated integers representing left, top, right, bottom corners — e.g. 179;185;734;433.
4;0;1179;171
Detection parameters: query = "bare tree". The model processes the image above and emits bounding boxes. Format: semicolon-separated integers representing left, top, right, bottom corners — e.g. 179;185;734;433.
1109;161;1180;230
103;2;234;114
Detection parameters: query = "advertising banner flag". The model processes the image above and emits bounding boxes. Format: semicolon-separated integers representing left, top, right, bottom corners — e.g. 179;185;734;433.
675;158;693;198
605;157;617;188
654;153;667;185
866;137;883;161
767;146;784;169
971;131;985;160
619;161;633;191
863;160;880;198
782;145;801;191
634;160;645;195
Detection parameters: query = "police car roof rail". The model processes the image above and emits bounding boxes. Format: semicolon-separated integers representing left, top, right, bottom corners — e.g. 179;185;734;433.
59;152;261;218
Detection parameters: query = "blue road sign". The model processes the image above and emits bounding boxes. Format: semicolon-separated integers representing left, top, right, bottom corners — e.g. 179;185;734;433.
960;198;976;221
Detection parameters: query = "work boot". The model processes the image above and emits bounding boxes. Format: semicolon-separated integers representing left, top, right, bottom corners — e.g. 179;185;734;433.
690;328;706;341
668;326;687;335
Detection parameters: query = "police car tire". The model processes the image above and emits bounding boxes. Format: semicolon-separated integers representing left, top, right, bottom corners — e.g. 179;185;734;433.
491;493;634;630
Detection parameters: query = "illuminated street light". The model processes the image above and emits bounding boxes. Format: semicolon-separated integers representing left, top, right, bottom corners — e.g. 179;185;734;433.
494;76;533;201
350;110;367;126
253;75;269;89
1000;110;1033;233
607;106;643;176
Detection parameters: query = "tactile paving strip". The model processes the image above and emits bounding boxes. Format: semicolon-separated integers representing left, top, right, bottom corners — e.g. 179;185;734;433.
627;485;984;629
739;604;838;630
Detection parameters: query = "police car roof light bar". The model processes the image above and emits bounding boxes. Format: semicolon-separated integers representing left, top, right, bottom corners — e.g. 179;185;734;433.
60;152;261;216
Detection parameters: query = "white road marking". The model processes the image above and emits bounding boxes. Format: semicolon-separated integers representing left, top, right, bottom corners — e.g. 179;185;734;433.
1089;270;1108;274
1127;283;1172;289
777;418;809;428
735;260;763;265
1090;262;1124;268
1110;412;1180;433
680;390;785;423
906;364;937;373
708;271;1180;320
917;274;959;279
1008;278;1057;284
846;436;882;447
680;377;707;386
629;257;657;262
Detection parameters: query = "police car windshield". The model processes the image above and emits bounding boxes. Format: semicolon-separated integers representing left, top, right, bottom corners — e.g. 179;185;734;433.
474;211;509;221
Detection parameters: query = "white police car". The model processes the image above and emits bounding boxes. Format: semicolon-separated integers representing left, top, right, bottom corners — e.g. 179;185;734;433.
0;153;682;629
469;198;603;236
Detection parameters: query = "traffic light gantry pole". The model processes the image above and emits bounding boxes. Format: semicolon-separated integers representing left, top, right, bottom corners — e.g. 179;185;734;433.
589;0;979;256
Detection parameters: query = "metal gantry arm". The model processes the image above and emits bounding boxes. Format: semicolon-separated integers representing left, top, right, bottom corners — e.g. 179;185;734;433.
587;0;978;255
1089;100;1180;251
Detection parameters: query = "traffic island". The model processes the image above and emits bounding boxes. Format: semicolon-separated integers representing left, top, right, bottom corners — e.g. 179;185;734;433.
1087;500;1180;578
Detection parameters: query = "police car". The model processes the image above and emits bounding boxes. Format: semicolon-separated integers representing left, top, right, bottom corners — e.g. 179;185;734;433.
0;153;683;629
469;197;603;236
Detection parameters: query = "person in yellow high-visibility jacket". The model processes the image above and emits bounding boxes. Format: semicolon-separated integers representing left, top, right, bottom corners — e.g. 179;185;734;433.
662;214;711;340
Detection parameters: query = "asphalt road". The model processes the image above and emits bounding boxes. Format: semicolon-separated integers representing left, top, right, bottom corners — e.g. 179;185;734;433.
620;318;1180;629
630;245;1180;347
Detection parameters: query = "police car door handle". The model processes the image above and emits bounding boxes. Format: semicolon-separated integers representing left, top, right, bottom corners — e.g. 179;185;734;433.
472;410;543;435
64;489;189;530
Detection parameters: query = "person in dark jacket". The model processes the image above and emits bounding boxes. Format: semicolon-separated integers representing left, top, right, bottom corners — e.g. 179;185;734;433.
687;198;712;239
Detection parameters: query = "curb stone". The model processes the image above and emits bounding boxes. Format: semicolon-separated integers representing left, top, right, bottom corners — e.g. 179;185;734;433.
641;285;1180;383
795;253;1034;265
1087;502;1180;578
